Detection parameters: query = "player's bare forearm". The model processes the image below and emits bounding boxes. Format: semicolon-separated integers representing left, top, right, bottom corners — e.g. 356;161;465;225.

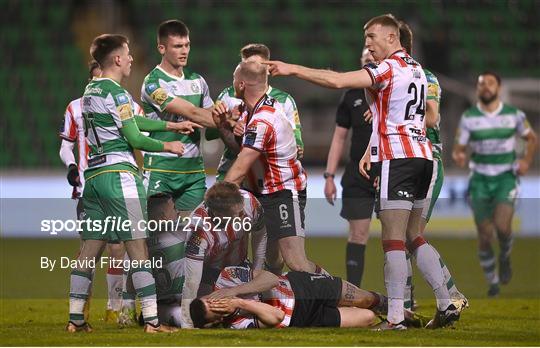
236;299;284;327
276;65;373;88
164;98;216;128
425;99;440;128
218;127;242;154
224;147;260;185
234;269;279;296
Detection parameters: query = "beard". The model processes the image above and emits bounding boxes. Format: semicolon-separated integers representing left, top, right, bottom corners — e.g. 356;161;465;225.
479;91;497;104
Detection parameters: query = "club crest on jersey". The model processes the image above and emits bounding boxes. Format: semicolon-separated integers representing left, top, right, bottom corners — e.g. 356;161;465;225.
191;82;200;94
115;93;129;106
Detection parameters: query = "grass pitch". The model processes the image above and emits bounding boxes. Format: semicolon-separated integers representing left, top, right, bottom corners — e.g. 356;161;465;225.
1;237;539;346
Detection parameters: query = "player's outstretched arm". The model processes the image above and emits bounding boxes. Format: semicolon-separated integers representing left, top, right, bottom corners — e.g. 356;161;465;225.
224;147;260;186
263;61;374;89
164;98;216;128
134;115;202;134
121;118;184;155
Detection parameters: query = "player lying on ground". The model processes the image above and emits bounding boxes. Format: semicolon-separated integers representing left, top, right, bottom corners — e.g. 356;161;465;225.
190;266;389;329
180;182;267;328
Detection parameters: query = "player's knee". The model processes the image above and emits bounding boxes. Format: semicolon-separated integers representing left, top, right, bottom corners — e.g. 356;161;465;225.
363;310;376;326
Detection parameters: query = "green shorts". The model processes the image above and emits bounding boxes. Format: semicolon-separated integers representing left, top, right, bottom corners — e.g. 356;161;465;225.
82;171;148;241
423;157;444;221
469;171;518;224
145;170;206;211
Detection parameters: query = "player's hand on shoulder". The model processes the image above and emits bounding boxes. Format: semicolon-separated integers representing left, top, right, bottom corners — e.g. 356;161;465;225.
164;141;185;155
66;164;80;187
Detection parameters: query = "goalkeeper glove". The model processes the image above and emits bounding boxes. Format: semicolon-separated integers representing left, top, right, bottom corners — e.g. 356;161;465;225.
67;164;80;187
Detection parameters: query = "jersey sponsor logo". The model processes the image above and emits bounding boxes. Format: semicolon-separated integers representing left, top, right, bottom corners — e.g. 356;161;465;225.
88;154;106;167
115;93;129;106
146;83;158;94
86;87;102;95
353;99;363;108
244;131;257;146
293;110;300;125
191;82;200;94
117;103;134;121
402;56;419;66
151;88;168;105
185;234;203;256
263;97;276;107
428;83;439;98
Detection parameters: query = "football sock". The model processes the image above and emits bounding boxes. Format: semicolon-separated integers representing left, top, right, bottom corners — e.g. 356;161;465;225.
131;266;158;326
122;269;136;310
69;270;93;325
479;245;499;285
410;236;452;311
404;252;413;310
431;247;463;299
498;232;513;261
383;240;407;324
106;266;123;311
346;242;366;287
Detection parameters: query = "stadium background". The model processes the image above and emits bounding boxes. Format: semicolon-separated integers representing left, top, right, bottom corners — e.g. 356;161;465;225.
0;1;539;345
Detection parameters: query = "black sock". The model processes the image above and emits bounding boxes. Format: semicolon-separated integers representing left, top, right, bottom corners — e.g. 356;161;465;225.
346;242;366;287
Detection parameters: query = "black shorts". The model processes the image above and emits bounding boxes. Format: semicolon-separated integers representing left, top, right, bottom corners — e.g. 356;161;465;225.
376;158;433;212
340;161;376;220
257;189;306;241
287;271;342;328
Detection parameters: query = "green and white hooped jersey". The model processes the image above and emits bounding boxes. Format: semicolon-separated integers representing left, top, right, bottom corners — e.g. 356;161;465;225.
216;85;303;177
81;78;140;179
456;102;531;176
141;66;213;173
424;69;442;159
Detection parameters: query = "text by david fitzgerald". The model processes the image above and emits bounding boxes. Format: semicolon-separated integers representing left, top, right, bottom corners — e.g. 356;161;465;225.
40;257;162;272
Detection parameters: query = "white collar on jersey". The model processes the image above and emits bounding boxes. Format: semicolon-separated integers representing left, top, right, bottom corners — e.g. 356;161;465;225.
477;101;503;117
94;77;121;87
266;85;273;95
156;65;185;81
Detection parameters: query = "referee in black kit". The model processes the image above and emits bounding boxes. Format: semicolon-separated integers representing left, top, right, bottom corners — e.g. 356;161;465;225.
324;48;376;287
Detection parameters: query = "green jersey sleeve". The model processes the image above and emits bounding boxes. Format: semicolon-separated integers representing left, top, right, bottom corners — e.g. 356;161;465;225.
424;69;441;103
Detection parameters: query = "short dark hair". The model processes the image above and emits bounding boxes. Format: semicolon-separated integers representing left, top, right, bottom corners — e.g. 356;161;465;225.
240;43;270;60
89;34;128;67
398;20;413;54
147;193;173;222
88;60;100;81
158;19;189;44
364;14;400;33
190;298;208;329
205;182;244;216
479;71;502;85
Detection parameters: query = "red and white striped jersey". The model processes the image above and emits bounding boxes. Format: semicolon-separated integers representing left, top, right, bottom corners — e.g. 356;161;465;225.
364;50;433;162
215;266;295;329
185;190;265;270
59;98;88;196
59;99;144;196
242;95;307;194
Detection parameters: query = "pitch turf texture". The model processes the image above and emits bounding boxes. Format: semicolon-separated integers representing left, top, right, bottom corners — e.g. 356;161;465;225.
1;237;539;346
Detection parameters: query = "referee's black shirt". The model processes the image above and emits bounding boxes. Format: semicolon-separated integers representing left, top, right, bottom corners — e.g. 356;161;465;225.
335;89;371;162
